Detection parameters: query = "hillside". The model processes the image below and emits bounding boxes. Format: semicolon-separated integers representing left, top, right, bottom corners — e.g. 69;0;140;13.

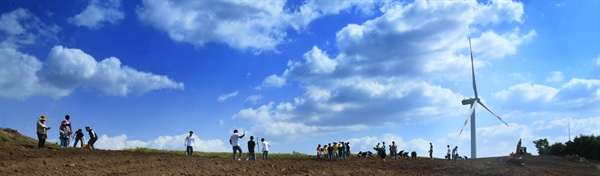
1;128;598;175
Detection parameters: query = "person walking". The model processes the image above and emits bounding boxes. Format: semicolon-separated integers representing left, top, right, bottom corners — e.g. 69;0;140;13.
229;129;245;160
85;126;98;150
184;131;195;156
346;142;351;159
72;129;85;148
261;138;270;160
36;116;51;148
429;143;433;159
246;136;256;161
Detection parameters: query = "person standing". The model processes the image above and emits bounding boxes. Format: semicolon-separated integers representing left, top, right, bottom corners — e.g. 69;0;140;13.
327;143;333;161
446;145;451;161
229;129;245;160
246;136;256;160
62;115;72;131
73;129;85;148
346;142;351;159
391;141;397;159
316;144;322;160
429;143;433;159
85;126;98;150
261;138;270;160
60;115;73;148
59;123;71;148
184;131;195;156
36;116;51;148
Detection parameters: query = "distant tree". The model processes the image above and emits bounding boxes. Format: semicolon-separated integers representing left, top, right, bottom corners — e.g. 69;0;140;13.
563;134;600;160
547;142;565;155
532;138;549;155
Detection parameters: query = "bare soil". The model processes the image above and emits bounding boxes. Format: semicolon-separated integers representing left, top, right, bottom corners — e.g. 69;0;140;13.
1;128;598;176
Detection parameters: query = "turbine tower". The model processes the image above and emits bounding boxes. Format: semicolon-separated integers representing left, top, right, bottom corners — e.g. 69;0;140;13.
460;38;509;159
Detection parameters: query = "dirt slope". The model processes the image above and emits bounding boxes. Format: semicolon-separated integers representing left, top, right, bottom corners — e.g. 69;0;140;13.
1;128;598;176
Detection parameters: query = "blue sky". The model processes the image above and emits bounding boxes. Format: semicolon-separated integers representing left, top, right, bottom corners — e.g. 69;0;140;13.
1;0;598;158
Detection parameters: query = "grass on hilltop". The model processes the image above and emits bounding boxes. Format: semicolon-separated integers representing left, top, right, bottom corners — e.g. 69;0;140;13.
123;147;310;159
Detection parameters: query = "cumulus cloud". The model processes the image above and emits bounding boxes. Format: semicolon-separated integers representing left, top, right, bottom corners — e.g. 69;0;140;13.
68;0;125;29
494;78;600;112
95;133;228;152
255;74;286;89
1;46;183;99
236;0;530;140
217;90;239;102
136;0;379;52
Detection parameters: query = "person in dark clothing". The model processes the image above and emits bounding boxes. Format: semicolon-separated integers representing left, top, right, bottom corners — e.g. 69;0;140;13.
73;129;85;148
246;136;256;160
429;143;433;159
327;143;334;161
411;151;417;160
85;126;98;149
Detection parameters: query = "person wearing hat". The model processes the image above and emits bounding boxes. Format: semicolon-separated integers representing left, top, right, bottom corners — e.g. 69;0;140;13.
184;131;196;155
36;115;51;148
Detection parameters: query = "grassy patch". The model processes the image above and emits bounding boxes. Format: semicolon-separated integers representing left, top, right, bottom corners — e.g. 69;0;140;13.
122;147;310;159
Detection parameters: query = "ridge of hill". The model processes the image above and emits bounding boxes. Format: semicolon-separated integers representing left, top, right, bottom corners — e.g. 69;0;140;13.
1;128;598;175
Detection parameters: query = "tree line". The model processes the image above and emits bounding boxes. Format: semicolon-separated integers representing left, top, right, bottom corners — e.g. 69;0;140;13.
532;134;599;160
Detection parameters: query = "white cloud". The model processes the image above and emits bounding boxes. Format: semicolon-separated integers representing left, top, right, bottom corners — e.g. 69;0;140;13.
1;45;183;99
255;74;286;89
68;0;125;29
546;71;564;82
244;95;263;106
596;54;600;66
0;8;60;47
303;46;337;74
37;46;184;97
494;78;599;112
235;0;530;140
217;90;239;102
95;133;228;152
494;83;558;102
136;0;379;52
474;29;536;59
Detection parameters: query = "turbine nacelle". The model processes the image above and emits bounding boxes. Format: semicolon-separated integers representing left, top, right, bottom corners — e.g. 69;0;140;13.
461;98;476;105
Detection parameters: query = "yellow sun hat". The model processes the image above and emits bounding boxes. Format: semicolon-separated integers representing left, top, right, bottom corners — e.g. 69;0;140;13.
39;115;47;121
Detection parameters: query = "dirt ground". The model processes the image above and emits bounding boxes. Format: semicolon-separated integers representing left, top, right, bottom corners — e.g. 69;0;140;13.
1;128;598;176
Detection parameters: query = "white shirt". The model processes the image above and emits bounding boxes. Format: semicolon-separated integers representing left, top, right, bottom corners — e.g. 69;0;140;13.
185;136;195;147
262;141;270;152
230;133;241;147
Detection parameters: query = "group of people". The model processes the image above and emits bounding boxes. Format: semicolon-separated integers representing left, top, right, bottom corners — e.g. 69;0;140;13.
229;129;270;161
316;141;351;161
36;115;98;149
183;129;271;161
446;145;461;163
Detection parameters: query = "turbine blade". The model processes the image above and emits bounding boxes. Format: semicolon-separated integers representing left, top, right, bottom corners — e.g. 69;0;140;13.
477;100;509;126
460;104;477;134
469;38;478;98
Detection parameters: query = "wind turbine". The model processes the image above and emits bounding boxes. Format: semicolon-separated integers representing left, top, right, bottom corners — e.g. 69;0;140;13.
460;38;509;159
